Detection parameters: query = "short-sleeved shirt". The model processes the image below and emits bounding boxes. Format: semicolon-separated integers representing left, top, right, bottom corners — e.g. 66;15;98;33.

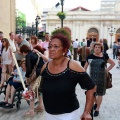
8;39;16;52
86;53;109;63
42;41;49;50
15;39;30;60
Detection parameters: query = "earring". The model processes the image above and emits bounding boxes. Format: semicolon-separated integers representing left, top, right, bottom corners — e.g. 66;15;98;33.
63;53;65;56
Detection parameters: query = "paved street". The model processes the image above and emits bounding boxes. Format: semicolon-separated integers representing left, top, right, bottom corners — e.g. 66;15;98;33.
0;49;119;120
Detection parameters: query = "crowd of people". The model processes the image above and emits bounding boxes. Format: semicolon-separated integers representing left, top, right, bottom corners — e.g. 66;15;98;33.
0;29;116;120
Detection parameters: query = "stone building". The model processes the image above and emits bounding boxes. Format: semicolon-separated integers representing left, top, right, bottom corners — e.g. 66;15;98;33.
0;0;42;38
0;0;15;38
46;0;120;46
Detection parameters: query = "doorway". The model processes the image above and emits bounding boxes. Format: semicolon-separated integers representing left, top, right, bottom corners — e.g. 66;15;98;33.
87;28;99;42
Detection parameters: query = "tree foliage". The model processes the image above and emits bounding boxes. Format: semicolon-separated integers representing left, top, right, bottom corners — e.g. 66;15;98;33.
51;28;71;41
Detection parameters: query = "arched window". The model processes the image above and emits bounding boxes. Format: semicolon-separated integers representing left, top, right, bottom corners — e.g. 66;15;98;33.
88;28;98;33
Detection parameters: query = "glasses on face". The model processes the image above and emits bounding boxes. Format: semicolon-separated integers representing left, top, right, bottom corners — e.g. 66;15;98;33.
48;45;62;50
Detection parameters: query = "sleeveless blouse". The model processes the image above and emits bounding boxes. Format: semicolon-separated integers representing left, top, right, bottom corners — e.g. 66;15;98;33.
2;46;12;64
41;60;95;115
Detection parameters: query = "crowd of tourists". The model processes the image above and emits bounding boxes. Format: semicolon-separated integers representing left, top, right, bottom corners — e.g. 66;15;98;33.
0;29;116;120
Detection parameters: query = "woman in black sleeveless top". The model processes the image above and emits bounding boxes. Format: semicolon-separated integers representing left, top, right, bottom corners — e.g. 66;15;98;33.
40;29;96;120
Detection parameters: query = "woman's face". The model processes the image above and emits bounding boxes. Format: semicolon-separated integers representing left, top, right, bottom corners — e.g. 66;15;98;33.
21;62;26;70
94;45;102;54
31;39;35;44
48;38;64;59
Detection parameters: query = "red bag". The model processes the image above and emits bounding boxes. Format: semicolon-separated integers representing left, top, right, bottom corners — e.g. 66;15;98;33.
22;89;35;101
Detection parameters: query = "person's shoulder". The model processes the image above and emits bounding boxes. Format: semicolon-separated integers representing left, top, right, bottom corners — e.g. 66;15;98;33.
103;53;108;56
87;53;93;58
69;60;85;72
22;39;30;45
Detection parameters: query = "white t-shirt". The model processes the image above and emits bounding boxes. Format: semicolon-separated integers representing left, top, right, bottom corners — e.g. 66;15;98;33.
8;39;16;52
73;41;78;48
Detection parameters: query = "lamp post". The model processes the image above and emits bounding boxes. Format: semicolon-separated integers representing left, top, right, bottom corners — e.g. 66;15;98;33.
32;22;34;35
108;26;116;48
56;0;65;28
61;0;64;28
35;15;41;37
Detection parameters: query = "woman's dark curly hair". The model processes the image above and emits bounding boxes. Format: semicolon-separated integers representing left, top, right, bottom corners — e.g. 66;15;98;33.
51;33;70;50
51;28;71;51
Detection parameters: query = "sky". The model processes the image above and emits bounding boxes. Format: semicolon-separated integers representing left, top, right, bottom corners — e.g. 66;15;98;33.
41;0;101;11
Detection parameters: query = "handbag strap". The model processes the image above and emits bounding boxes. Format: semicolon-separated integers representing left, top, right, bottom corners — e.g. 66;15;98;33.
30;53;40;76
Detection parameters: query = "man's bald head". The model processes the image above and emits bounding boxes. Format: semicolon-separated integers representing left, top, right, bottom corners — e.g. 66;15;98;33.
15;34;23;44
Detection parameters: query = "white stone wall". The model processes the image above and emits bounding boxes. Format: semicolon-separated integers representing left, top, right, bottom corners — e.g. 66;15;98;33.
46;11;120;46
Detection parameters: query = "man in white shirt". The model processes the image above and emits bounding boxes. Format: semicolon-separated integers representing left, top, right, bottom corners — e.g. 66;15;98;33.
73;39;78;60
9;32;16;53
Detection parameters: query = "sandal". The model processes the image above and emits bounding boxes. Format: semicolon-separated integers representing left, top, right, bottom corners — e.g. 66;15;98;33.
0;101;7;107
34;106;44;112
24;110;35;117
3;103;13;109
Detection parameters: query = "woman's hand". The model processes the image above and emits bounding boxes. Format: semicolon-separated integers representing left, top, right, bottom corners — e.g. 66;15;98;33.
81;112;92;120
33;49;39;53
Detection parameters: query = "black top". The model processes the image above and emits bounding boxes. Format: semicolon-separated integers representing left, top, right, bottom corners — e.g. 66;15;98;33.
25;51;44;77
41;60;95;114
86;53;109;63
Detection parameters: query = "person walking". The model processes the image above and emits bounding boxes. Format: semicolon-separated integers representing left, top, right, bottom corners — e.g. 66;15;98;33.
8;32;16;53
73;39;78;60
40;29;96;120
112;42;117;59
86;37;91;47
84;42;115;117
78;42;90;67
0;38;14;88
103;39;109;53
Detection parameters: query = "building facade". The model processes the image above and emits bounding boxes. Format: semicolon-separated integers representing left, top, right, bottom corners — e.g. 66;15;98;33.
45;1;120;46
0;0;16;38
0;0;42;38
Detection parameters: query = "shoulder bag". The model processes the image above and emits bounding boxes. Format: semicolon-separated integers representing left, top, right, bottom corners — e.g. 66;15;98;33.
27;53;40;84
106;71;112;89
103;54;113;89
